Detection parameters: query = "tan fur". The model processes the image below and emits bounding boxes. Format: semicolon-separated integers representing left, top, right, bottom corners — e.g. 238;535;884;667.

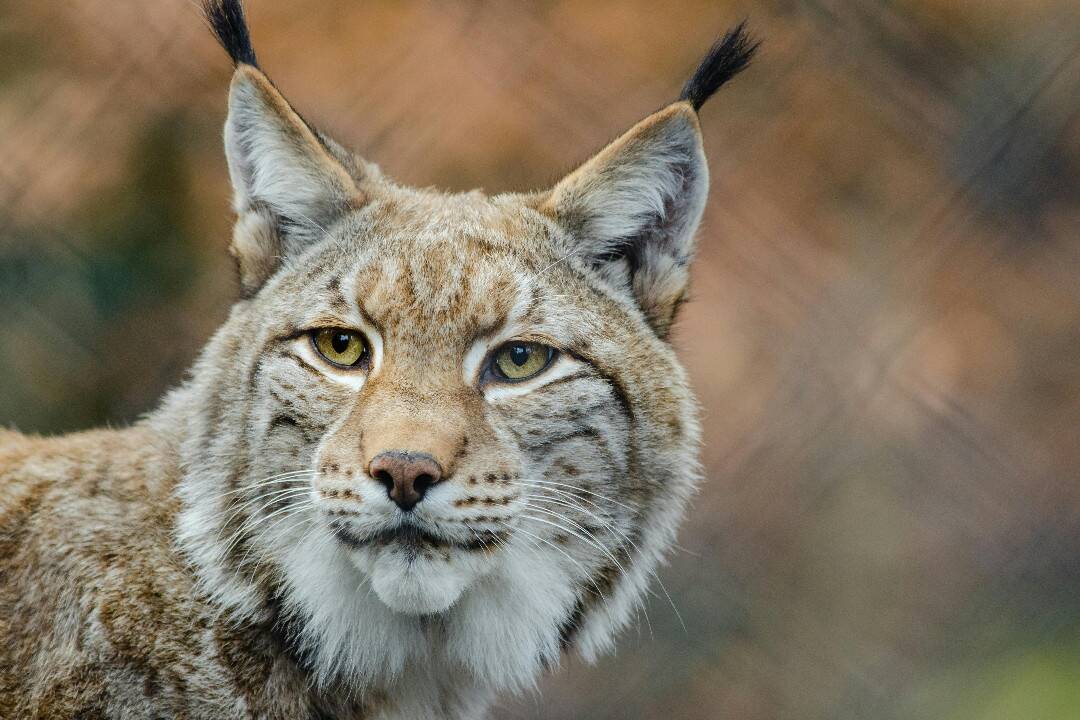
0;429;379;718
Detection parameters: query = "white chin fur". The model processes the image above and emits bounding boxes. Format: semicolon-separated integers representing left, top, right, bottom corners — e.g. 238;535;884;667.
360;544;479;616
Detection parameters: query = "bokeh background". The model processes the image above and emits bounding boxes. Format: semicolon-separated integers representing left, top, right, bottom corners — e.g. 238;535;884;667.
2;1;1080;718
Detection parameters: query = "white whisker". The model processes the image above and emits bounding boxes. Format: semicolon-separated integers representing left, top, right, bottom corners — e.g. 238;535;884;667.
502;522;611;607
209;470;316;502
519;486;685;632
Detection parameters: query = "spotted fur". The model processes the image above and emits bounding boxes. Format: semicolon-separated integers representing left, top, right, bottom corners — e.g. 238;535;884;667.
0;3;756;718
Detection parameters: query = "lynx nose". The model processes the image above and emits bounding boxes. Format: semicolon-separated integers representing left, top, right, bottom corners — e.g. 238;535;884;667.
368;451;444;511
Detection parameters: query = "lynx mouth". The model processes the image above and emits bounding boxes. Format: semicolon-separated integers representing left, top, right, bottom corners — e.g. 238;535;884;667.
329;519;503;554
330;519;507;615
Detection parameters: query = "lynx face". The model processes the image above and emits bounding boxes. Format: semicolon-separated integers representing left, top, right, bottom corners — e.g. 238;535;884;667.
244;193;661;618
175;0;755;695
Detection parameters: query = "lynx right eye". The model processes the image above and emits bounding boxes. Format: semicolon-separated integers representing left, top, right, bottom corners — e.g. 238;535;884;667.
490;341;556;382
312;328;368;369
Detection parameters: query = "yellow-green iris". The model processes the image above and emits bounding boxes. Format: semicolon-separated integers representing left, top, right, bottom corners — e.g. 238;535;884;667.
313;328;367;368
492;341;553;381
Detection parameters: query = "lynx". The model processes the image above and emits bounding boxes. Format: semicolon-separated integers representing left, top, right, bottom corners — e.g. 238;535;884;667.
0;2;756;717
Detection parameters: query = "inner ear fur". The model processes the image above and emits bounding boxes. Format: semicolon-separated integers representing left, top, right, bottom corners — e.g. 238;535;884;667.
537;102;709;338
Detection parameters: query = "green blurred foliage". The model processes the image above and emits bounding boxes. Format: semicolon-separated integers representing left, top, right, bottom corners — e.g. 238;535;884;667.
0;117;205;432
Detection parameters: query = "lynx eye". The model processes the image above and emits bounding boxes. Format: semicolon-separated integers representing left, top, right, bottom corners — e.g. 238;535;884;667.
491;342;555;382
312;328;368;369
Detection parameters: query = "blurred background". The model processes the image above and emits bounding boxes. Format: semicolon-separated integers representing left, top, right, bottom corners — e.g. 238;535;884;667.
2;1;1079;718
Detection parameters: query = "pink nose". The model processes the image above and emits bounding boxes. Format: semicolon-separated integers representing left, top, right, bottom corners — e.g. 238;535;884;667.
368;451;444;511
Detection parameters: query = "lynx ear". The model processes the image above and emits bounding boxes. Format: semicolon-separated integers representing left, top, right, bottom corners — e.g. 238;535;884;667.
223;66;360;292
203;0;360;294
538;103;709;337
538;24;756;337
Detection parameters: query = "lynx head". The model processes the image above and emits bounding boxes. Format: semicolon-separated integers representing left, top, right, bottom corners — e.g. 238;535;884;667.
176;0;756;692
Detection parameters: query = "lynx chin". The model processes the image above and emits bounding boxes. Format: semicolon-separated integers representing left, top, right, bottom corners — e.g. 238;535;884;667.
0;2;757;717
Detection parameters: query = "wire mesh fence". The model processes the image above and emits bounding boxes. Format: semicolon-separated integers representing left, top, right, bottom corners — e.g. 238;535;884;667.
1;1;1079;718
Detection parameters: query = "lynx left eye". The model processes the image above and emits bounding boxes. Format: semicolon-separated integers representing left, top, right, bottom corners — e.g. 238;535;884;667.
312;328;368;368
491;342;555;382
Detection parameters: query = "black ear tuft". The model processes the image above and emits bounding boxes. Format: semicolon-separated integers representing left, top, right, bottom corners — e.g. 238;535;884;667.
678;22;759;111
202;0;259;68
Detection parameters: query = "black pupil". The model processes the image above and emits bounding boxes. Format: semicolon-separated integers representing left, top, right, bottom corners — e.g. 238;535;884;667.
509;344;531;367
331;333;352;354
